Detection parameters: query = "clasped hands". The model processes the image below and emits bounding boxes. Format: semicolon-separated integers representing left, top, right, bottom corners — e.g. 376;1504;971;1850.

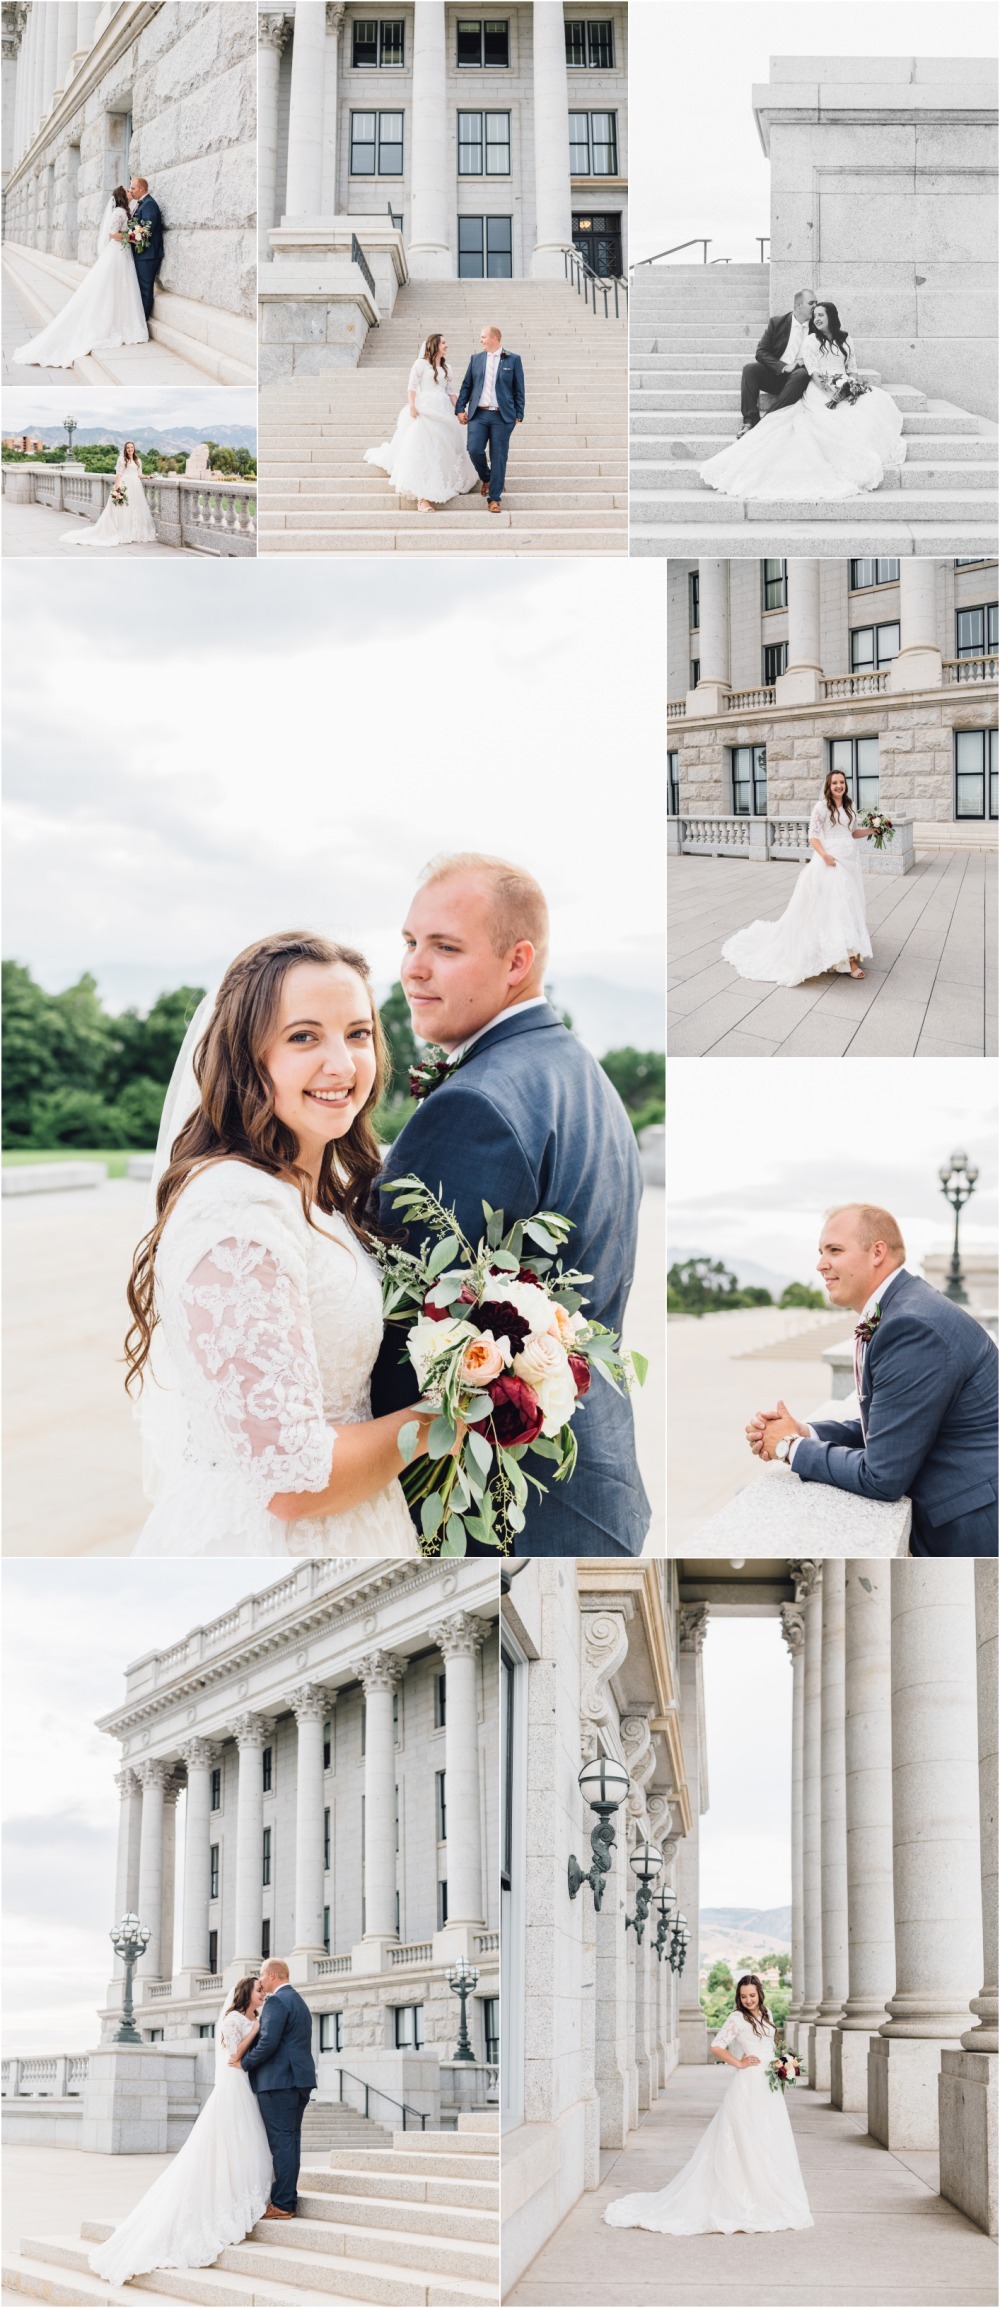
744;1398;810;1462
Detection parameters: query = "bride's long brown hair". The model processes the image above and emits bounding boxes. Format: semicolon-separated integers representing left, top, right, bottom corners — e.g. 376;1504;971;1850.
124;931;389;1394
734;1973;772;2038
822;767;855;824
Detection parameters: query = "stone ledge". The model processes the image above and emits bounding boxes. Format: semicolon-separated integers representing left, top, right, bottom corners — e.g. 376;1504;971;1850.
691;1460;912;1558
2;1162;107;1195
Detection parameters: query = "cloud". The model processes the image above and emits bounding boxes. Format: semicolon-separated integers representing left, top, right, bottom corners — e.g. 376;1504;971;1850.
2;386;258;434
700;1619;791;1909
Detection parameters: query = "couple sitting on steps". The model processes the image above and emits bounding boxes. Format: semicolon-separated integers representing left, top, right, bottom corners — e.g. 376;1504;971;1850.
366;323;525;513
698;285;906;501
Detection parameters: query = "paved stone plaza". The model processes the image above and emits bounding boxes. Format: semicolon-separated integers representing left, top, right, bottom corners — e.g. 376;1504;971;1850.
0;268;220;388
1;496;176;557
668;849;997;1057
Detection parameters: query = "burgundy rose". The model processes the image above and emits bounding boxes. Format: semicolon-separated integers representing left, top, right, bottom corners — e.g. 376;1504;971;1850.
422;1297;451;1324
458;1283;478;1306
468;1299;531;1357
473;1373;543;1449
567;1352;591;1398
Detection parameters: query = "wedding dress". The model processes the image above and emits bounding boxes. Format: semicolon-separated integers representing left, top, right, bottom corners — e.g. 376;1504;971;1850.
700;331;905;500
722;801;873;985
88;2010;274;2285
13;197;148;369
134;1157;417;1560
605;2013;813;2236
61;447;158;548
365;357;480;503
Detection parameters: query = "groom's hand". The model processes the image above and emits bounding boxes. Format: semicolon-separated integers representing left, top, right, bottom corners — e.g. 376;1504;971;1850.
758;1402;810;1461
457;412;468;425
229;2050;245;2066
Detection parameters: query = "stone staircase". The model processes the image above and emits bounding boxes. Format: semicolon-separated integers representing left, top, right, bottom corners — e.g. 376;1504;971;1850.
299;2098;389;2151
2;2113;499;2307
2;243;256;387
258;279;626;553
630;262;999;557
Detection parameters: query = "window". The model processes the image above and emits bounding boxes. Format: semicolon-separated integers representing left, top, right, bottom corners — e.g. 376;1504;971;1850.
955;558;994;568
762;559;787;611
350;110;403;175
436;1770;447;1839
457;18;509;66
261;1918;270;1959
395;1782;400;1854
438;1878;449;1926
689;658;700;687
395;2003;424;2048
957;605;999;658
210;1768;221;1812
569;110;618;175
689;569;699;629
566;19;614;67
323;1904;331;1952
147;2028;163;2042
209;1845;219;1901
850;623;900;672
458;110;510;175
731;745;767;816
458;215;512;277
830;736;880;813
850;558;899;589
955;729;998;819
483;1996;500;2063
351;18;404;67
763;641;788;683
324;1807;331;1870
434;1672;446;1728
320;2011;343;2052
262;1827;271;1886
197;2022;215;2039
323;1720;331;1770
208;1929;218;1972
262;1746;272;1792
667;751;680;816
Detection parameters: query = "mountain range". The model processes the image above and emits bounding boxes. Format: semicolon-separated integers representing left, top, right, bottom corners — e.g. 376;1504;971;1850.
668;1248;802;1295
10;424;256;452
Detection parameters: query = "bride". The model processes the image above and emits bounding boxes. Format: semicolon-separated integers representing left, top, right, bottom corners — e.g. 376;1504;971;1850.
89;1977;274;2285
605;1974;813;2236
700;300;905;499
62;440;158;549
365;332;479;513
722;770;873;986
13;186;147;370
125;930;432;1560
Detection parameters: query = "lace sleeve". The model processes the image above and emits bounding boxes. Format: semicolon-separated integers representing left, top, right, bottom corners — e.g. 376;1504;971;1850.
219;2011;249;2054
808;799;829;840
408;358;426;392
711;2012;740;2052
180;1235;336;1502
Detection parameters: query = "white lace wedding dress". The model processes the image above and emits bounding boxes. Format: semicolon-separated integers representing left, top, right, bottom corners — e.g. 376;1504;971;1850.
605;2013;813;2236
62;450;158;548
89;2011;273;2285
135;1159;417;1559
722;802;873;985
13;197;148;369
700;330;905;499
365;357;480;503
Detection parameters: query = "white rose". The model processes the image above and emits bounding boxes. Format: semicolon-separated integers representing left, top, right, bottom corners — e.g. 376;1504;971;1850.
483;1275;554;1338
513;1333;578;1437
406;1317;471;1393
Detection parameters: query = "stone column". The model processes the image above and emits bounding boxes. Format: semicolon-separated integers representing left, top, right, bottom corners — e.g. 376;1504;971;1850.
889;558;943;694
53;3;75;100
356;1651;403;1948
39;0;58;128
29;2;46;148
686;561;730;718
7;4;28;162
257;12;287;262
283;0;326;217
809;1561;848;2092
407;0;450;278
869;1562;982;2151
940;1559;998;2236
677;1605;709;2062
135;1761;168;1979
780;1592;807;2047
801;1571;823;2041
531;0;572;279
776;559;823;705
321;2;345;213
832;1563;896;2111
159;1780;180;1984
70;2;99;77
111;1768;143;1975
232;1714;273;1966
431;1613;488;1930
594;1789;629;2144
289;1685;329;1970
178;1740;218;1974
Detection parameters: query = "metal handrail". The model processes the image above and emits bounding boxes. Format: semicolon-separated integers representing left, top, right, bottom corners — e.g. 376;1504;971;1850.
563;243;626;319
757;237;770;262
350;232;378;320
334;2065;428;2131
635;239;712;266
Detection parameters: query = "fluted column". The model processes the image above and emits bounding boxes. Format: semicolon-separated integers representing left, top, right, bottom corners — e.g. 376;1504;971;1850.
810;1561;848;2091
356;1652;403;1945
889;558;942;694
112;1768;143;1975
284;0;325;216
831;1563;895;2111
776;559;823;705
780;1589;807;2046
53;3;75;100
29;3;46;149
869;1562;981;2151
159;1779;181;1983
8;5;28;163
39;0;58;128
939;1559;998;2235
531;0;572;278
407;0;450;277
431;1613;488;1930
178;1740;218;1973
70;2;100;77
257;12;287;261
289;1685;330;1965
232;1714;273;1964
135;1761;168;1979
801;1571;823;2039
321;2;345;212
687;560;730;717
677;1605;709;2062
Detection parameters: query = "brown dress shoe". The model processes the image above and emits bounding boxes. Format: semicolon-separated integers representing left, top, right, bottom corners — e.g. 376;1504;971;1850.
263;2205;295;2219
480;481;490;496
488;501;501;513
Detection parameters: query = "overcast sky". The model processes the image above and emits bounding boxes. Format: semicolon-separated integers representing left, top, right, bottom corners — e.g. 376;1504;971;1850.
699;1616;791;1909
669;1058;998;1283
2;561;664;1047
3;1563;281;2055
2;387;257;434
630;2;998;264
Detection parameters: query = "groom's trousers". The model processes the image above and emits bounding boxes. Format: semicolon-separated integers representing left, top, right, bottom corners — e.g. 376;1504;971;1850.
466;407;516;502
256;2087;310;2210
134;255;160;321
740;360;811;421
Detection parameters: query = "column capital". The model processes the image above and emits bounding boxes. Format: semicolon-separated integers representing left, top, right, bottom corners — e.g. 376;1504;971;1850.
780;1602;806;1657
287;1682;332;1724
325;1;345;31
791;1559;822;1602
679;1603;710;1654
115;1766;139;1798
163;1776;183;1811
354;1648;404;1696
231;1712;274;1751
430;1611;489;1662
580;1605;629;1761
258;9;289;49
178;1738;220;1772
135;1758;171;1792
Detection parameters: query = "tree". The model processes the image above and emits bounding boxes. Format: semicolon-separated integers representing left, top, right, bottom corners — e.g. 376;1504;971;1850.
1;963;203;1149
667;1256;773;1315
108;985;206;1094
600;1047;665;1113
779;1281;827;1309
700;1960;736;2034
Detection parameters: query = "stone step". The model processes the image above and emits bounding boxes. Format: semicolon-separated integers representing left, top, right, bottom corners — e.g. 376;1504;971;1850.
261;526;622;552
2;245;255;387
632;521;1000;559
630;431;996;463
257;457;627;477
1;2247;184;2305
389;2128;496;2156
209;2237;496;2306
632;486;995;524
259;507;624;531
630;407;983;438
303;2166;497;2213
263;489;626;510
7;2238;330;2306
291;2187;496;2244
633;458;997;494
84;2214;496;2290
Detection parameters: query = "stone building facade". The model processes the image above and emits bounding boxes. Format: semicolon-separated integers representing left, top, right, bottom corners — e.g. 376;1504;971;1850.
667;556;999;846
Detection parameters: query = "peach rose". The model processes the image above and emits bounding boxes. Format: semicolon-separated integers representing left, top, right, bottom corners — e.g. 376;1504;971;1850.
549;1304;575;1347
460;1331;509;1387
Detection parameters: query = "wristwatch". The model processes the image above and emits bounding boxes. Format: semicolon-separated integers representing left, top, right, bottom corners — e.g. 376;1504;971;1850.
775;1436;794;1463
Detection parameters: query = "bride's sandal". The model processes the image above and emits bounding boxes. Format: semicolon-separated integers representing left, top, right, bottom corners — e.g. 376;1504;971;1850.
849;961;866;979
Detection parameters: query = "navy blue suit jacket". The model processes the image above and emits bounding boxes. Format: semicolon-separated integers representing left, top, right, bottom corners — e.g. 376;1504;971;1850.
132;194;164;274
370;1004;650;1556
792;1269;998;1553
455;348;525;424
241;1985;317;2095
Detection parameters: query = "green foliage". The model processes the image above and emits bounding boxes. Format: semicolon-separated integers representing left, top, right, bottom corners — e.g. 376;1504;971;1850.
26;1088;128;1146
701;1962;736;2036
1;961;204;1150
668;1256;773;1315
779;1281;827;1309
379;981;419;1096
204;442;257;480
600;1046;665;1111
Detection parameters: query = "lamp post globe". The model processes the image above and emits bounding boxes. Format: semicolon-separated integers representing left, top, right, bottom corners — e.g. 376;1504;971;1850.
939;1148;979;1304
568;1753;630;1910
447;1955;479;2062
626;1839;663;1944
109;1913;151;2045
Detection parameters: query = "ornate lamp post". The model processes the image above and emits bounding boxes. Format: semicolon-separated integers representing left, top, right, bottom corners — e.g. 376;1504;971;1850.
625;1839;664;1944
938;1149;978;1305
447;1956;479;2062
667;1912;689;1974
63;414;77;456
568;1754;630;1910
653;1883;676;1962
109;1913;150;2044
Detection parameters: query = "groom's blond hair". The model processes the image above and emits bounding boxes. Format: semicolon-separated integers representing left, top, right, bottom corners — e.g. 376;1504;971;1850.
824;1203;906;1258
419;852;549;968
261;1957;289;1982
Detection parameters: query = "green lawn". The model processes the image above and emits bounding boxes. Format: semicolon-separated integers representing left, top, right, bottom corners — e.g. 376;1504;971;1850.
2;1147;154;1180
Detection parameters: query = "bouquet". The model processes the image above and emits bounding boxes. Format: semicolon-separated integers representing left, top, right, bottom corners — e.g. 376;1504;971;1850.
768;2045;806;2093
126;218;152;256
110;480;128;507
827;374;871;410
375;1176;646;1557
860;807;894;850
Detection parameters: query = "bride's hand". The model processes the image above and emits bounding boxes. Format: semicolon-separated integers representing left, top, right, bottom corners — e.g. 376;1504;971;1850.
740;2054;761;2068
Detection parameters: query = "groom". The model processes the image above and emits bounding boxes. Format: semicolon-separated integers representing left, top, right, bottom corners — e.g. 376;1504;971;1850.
455;326;525;512
128;176;164;321
369;852;650;1557
746;1203;998;1557
738;287;816;436
235;1958;316;2216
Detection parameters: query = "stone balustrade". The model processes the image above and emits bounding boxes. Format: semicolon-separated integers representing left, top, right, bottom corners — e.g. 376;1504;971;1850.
822;671;891;699
943;654;998;684
666;812;915;875
390;1942;434;1966
725;686;776;711
2;2054;90;2097
475;1931;500;1954
2;465;256;556
666;700;686;720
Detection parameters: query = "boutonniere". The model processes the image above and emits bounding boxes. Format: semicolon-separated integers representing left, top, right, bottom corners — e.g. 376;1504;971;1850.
408;1045;466;1103
854;1304;882;1346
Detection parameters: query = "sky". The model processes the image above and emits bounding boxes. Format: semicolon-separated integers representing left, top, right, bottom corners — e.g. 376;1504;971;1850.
2;1563;281;2055
668;1058;998;1284
1;560;665;1053
2;387;257;435
699;1616;791;1909
630;1;998;264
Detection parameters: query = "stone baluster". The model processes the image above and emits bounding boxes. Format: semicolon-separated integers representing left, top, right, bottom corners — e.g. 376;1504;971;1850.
178;1740;219;1973
687;562;730;717
776;559;823;705
356;1652;403;1944
801;1570;823;2044
780;1587;807;2048
135;1761;169;1978
321;3;345;212
889;558;943;693
531;0;572;279
407;0;450;277
832;1563;895;2111
111;1768;143;1975
676;1605;709;2062
289;1685;331;1966
940;1559;998;2233
810;1561;848;2092
257;12;288;262
431;1613;489;1929
232;1714;274;1965
284;0;326;217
